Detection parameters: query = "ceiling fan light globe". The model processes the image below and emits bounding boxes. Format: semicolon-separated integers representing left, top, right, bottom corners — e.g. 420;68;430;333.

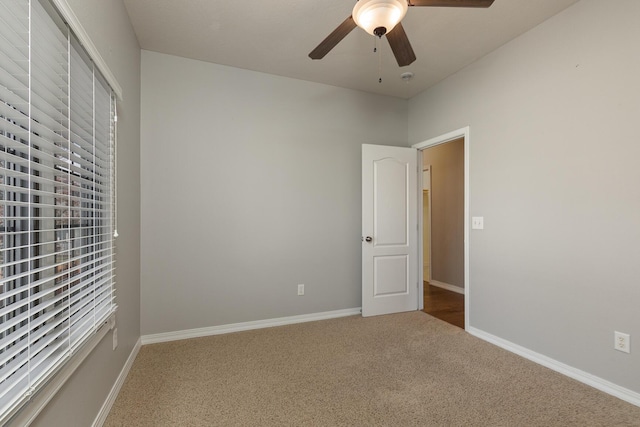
352;0;408;36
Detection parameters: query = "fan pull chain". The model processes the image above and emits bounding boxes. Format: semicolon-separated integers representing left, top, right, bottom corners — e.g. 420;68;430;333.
377;37;382;83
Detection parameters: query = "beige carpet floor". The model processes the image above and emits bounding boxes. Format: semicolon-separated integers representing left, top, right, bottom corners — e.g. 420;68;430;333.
105;312;640;426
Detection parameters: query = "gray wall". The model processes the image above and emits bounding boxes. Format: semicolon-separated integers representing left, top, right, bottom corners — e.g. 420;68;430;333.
28;0;141;426
140;51;408;335
423;138;464;289
409;0;639;393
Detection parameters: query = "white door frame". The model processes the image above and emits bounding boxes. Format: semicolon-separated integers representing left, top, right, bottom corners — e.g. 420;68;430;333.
412;126;470;330
422;165;432;284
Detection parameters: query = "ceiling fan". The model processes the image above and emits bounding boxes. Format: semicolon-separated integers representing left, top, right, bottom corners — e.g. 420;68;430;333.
309;0;495;67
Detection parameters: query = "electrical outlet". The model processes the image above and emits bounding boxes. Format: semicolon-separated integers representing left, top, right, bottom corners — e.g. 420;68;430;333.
297;284;305;296
472;217;484;230
614;331;630;353
113;328;118;351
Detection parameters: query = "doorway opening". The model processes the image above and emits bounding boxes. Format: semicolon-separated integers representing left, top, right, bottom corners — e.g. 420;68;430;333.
413;128;470;330
422;160;464;328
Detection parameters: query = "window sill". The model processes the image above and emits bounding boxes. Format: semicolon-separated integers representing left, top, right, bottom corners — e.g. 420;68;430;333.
5;312;117;427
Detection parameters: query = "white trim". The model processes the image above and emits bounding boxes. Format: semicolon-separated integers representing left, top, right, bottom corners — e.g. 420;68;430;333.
92;338;142;427
423;166;432;286
417;155;424;310
50;0;123;100
7;314;116;426
468;327;640;408
141;308;362;345
428;280;465;295
413;126;470;330
416;164;430;310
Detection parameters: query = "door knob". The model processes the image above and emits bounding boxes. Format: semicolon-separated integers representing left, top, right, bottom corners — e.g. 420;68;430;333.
365;236;373;242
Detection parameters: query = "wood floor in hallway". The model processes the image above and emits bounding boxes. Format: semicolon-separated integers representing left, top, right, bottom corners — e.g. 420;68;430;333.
422;281;465;329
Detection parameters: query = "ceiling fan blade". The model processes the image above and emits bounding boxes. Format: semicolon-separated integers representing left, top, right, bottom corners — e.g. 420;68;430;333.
386;22;416;67
309;16;358;60
408;0;494;7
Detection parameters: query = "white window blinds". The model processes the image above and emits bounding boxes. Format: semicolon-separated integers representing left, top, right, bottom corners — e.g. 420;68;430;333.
0;0;117;421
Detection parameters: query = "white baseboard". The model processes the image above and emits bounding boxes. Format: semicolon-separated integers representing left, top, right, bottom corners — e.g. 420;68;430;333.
428;280;465;295
468;327;640;408
141;308;362;345
92;338;142;427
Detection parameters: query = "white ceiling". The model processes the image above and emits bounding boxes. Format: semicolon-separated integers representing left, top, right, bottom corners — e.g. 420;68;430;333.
122;0;579;99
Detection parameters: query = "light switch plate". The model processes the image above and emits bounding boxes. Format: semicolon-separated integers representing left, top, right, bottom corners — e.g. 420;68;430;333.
472;217;484;230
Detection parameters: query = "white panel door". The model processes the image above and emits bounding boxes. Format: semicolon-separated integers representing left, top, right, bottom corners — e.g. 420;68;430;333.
362;144;418;317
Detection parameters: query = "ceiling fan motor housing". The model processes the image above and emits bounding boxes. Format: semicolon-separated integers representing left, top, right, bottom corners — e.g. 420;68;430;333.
374;27;387;37
352;0;409;36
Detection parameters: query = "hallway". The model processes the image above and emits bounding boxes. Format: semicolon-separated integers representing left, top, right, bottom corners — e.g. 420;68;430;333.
422;282;464;329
